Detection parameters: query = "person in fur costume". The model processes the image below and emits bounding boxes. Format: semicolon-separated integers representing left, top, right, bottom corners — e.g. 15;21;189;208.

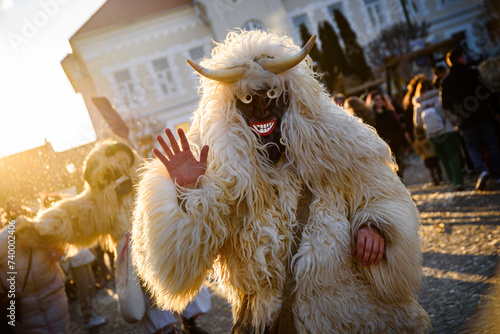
15;140;211;333
16;141;140;250
131;31;430;333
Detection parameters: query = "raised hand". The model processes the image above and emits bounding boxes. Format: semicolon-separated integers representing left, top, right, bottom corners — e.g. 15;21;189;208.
351;225;385;266
153;128;209;188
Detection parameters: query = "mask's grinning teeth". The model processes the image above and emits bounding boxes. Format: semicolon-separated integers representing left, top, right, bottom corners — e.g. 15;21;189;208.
249;119;277;136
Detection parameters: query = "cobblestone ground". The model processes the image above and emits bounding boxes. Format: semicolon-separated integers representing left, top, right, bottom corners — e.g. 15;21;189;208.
69;154;500;333
405;154;500;334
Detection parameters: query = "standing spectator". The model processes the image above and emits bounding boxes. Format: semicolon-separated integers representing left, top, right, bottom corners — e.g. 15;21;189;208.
68;248;107;329
432;65;448;90
0;218;71;333
414;127;443;186
403;74;427;142
414;78;464;190
367;90;410;178
479;57;500;147
92;244;115;286
419;67;476;176
441;49;500;190
39;193;107;330
345;96;376;126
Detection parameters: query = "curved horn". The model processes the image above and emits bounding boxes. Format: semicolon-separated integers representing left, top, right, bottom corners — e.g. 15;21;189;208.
259;34;317;74
186;59;246;83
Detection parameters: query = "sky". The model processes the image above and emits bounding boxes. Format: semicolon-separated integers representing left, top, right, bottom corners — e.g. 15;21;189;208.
0;0;107;157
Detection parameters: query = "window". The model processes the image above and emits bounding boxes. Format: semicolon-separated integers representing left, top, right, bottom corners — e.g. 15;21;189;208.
152;57;177;96
402;0;423;16
292;14;309;31
291;14;310;42
188;46;205;62
113;69;142;107
363;0;386;28
242;19;264;31
327;3;343;21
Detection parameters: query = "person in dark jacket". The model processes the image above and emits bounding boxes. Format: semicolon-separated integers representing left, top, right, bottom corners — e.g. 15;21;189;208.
367;90;410;178
414;78;464;190
432;65;447;90
441;49;500;190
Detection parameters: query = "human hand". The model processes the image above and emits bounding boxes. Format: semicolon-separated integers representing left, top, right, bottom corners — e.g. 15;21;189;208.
153;128;209;188
351;225;385;266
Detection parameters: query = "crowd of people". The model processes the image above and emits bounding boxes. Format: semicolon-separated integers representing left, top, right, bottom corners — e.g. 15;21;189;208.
0;197;108;333
337;49;500;191
0;197;210;334
1;42;498;334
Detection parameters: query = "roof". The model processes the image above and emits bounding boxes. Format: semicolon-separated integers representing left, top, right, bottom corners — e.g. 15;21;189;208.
73;0;193;37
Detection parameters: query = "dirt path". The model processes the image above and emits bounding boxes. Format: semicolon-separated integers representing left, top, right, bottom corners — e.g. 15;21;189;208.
69;154;500;333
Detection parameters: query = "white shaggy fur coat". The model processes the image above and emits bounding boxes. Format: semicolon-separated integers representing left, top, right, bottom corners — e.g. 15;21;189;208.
17;140;141;251
131;31;430;333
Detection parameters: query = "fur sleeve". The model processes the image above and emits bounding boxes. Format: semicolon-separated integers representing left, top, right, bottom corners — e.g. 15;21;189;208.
350;171;423;302
32;207;74;241
131;159;229;311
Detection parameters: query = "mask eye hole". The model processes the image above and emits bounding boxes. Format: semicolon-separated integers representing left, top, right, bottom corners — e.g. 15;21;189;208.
267;89;277;98
238;93;253;104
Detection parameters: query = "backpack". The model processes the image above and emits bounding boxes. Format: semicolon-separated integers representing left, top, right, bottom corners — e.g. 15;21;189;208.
421;106;445;138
